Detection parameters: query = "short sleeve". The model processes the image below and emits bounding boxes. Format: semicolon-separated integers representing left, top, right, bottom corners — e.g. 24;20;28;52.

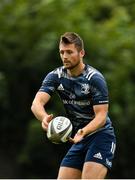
90;74;109;105
39;72;59;96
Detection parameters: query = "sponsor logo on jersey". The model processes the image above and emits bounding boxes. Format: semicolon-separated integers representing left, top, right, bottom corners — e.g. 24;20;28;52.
98;100;109;104
81;84;90;94
57;84;64;91
93;152;103;160
62;100;90;106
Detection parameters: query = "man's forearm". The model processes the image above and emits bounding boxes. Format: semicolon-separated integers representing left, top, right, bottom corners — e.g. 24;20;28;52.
31;101;48;122
82;114;106;136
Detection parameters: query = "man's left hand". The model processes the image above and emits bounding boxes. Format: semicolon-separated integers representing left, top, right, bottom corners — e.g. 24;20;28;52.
69;129;84;144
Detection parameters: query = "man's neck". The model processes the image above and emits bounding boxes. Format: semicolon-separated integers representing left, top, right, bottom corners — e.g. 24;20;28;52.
67;62;85;77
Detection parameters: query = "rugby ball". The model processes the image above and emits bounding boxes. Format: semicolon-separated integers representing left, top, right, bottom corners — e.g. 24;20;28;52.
47;116;72;144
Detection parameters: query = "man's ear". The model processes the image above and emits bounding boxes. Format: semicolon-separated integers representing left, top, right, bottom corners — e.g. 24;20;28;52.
80;49;85;57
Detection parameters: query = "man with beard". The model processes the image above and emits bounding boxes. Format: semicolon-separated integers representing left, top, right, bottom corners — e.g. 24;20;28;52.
31;32;116;179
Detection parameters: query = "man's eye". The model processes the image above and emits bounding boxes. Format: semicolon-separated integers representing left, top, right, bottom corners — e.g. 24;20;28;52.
67;51;73;54
60;51;64;54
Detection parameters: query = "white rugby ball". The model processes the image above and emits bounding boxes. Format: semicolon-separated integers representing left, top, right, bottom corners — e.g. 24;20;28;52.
47;116;72;144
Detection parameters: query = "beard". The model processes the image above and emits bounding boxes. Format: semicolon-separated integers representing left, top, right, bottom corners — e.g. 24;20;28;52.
63;60;81;70
62;54;81;70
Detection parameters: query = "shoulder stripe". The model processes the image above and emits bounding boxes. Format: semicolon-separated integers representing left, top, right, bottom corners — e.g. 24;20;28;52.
85;68;96;80
57;68;63;78
85;66;102;81
85;69;94;79
53;67;63;78
88;72;96;80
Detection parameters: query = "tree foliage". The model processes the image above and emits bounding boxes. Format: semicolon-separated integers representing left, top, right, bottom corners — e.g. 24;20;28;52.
0;0;135;178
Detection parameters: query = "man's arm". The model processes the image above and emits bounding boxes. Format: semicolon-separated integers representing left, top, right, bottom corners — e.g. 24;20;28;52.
31;91;53;131
71;104;108;143
82;104;108;135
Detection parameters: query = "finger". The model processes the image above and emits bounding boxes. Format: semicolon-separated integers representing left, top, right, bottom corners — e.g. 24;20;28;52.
41;121;47;131
68;137;74;143
47;114;53;122
42;118;48;126
77;129;83;135
50;114;53;118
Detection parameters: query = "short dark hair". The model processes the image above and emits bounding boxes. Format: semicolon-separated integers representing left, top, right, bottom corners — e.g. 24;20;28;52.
60;32;84;51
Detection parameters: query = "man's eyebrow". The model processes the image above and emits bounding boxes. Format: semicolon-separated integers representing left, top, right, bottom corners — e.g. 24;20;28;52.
59;49;72;51
59;50;63;53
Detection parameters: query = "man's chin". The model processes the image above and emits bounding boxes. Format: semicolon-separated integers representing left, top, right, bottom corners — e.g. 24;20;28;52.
63;64;72;69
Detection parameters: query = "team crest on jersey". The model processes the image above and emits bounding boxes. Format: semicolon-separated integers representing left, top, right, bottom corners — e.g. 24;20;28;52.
81;84;90;94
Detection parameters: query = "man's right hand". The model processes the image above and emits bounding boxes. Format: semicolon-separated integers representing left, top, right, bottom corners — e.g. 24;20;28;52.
41;114;53;131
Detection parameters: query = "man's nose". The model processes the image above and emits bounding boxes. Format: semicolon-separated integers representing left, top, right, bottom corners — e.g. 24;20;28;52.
63;52;68;59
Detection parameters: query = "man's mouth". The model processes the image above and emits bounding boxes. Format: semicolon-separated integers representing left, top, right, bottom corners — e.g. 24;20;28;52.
63;61;70;64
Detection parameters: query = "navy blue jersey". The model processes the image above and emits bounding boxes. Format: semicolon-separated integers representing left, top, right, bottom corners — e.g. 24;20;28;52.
39;64;114;136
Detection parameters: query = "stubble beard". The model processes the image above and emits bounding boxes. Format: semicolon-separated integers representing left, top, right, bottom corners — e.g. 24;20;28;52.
63;54;81;70
63;60;81;70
